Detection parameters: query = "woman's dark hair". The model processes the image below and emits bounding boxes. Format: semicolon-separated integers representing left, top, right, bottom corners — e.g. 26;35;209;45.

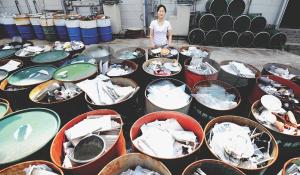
157;4;166;13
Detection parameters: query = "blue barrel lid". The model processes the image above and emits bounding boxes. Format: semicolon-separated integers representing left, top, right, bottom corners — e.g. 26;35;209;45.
0;49;17;60
0;69;8;82
31;50;69;64
0;108;60;165
7;65;56;86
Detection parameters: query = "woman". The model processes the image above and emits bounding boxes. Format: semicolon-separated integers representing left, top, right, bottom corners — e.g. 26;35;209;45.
149;4;173;48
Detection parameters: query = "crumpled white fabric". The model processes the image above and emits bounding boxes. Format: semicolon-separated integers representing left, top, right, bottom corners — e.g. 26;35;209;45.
133;119;197;158
147;81;190;110
24;164;58;175
221;61;255;78
65;115;112;140
209;122;254;166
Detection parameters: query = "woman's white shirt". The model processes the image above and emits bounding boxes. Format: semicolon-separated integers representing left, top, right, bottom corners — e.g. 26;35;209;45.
150;20;172;46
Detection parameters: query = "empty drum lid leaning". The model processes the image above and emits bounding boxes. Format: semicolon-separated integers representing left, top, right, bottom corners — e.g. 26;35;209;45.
7;65;57;86
0;108;60;165
53;63;97;82
31;50;69;64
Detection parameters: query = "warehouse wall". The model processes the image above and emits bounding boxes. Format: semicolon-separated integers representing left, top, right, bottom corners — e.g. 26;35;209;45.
0;0;287;27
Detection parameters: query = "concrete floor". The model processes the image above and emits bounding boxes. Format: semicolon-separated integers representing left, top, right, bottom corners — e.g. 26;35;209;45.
1;37;300;70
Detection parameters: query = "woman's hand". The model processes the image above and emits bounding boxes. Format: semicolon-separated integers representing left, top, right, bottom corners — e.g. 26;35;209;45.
151;43;155;49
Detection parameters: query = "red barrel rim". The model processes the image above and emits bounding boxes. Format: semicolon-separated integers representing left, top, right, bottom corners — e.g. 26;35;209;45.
130;111;204;160
182;159;246;175
50;109;124;170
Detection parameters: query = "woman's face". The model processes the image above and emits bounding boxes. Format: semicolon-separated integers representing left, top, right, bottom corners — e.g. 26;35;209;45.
157;7;166;19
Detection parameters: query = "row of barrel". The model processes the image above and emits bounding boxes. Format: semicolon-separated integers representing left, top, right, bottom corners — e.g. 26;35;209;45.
0;42;299;174
188;0;287;49
0;107;298;175
0;14;113;44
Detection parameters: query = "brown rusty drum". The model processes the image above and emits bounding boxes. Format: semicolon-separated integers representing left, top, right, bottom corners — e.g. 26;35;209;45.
182;159;246;175
98;153;172;175
204;115;278;175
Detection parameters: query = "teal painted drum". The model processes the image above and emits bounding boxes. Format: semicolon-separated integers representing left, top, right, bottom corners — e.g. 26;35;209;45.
31;50;69;64
53;63;97;82
0;108;60;165
0;49;16;60
0;69;8;82
7;65;56;86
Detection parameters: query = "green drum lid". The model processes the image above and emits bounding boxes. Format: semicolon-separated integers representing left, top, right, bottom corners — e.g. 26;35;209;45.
7;65;57;86
53;63;97;82
0;108;60;165
0;102;8;119
0;49;16;59
31;50;69;64
0;69;8;82
61;54;95;67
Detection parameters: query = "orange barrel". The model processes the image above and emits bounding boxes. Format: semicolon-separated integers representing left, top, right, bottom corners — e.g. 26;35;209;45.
130;111;204;174
105;60;138;80
249;75;300;104
184;57;219;89
182;159;246;175
145;78;192;114
29;80;87;125
0;160;64;175
250;100;300;174
278;157;300;175
50;109;126;175
204;115;278;175
191;80;241;127
98;153;172;175
0;98;12;119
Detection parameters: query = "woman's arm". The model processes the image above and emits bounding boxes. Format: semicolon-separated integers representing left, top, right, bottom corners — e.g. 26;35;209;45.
149;27;155;48
168;29;173;47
